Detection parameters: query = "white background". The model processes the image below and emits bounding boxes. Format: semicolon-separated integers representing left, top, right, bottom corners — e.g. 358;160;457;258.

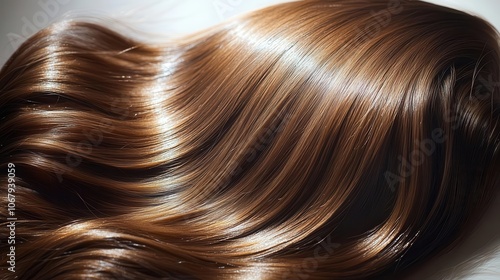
0;0;499;279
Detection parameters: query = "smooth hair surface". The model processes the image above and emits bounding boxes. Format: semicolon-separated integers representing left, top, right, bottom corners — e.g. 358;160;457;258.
1;0;500;279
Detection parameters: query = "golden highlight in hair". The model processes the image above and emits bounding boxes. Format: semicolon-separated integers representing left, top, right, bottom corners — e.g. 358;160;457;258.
1;0;499;279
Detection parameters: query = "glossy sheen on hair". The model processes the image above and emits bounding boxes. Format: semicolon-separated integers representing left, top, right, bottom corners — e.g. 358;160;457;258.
1;0;499;279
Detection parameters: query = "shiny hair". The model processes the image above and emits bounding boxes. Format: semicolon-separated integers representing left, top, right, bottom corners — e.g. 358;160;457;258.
1;0;499;279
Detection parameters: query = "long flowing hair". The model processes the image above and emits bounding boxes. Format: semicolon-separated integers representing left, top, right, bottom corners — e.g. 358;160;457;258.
1;0;499;279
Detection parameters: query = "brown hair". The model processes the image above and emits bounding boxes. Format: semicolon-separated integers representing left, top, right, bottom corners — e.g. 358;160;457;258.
1;0;499;279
